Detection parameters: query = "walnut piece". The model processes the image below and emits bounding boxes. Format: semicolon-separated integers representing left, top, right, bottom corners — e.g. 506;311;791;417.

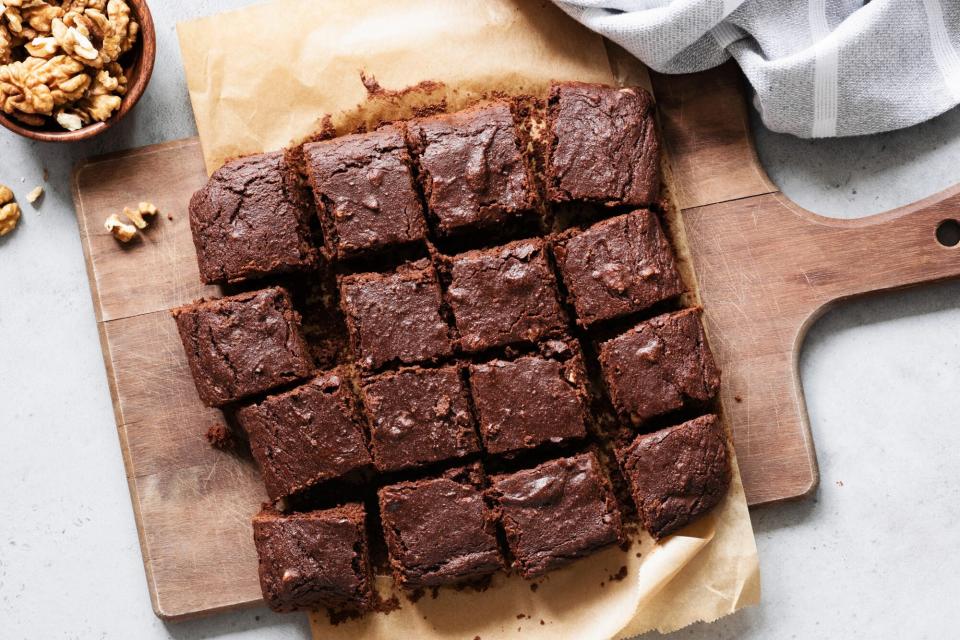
0;183;13;206
0;202;21;237
122;201;158;229
0;54;90;115
104;212;135;242
26;185;43;203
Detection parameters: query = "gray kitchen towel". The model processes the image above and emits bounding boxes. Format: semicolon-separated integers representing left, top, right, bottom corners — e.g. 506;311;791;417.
551;0;960;138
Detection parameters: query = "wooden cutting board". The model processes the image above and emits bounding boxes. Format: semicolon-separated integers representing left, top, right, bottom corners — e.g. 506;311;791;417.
72;62;960;620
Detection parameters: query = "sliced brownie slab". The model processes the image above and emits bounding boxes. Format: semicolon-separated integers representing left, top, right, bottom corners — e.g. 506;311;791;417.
618;414;730;539
172;287;313;407
253;503;374;613
238;370;372;501
188;151;317;285
487;452;623;579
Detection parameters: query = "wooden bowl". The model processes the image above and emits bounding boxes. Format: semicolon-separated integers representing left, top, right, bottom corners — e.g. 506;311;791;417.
0;0;156;143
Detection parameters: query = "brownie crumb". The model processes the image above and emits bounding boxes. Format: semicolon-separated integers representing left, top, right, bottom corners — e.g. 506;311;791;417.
610;566;628;582
517;613;527;619
540;620;545;625
529;583;539;592
412;100;448;118
360;71;444;100
735;395;743;402
408;588;425;603
205;423;233;450
374;594;401;614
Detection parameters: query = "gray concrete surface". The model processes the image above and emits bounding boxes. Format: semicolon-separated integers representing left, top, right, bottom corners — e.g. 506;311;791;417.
1;2;959;638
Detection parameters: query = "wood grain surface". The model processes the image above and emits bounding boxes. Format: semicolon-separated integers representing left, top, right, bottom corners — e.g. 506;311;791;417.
72;64;960;619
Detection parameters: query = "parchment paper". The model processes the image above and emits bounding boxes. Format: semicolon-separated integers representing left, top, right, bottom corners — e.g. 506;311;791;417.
177;1;760;637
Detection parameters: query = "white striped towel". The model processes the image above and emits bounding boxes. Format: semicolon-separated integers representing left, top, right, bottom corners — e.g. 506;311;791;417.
551;0;960;138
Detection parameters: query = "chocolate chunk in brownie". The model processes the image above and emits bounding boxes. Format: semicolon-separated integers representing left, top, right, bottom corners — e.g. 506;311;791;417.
172;287;313;407
445;239;566;353
378;464;502;589
553;210;683;326
618;414;730;539
188;151;317;285
407;102;536;236
360;365;479;473
253;503;374;613
487;452;623;579
340;259;454;372
546;83;660;206
304;125;427;259
598;308;720;425
238;371;372;501
469;341;589;456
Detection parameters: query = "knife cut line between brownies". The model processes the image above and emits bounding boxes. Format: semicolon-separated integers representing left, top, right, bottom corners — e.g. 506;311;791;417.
172;82;731;617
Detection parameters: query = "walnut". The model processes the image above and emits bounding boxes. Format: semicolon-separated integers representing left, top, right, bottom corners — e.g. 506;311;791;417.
26;185;43;203
21;2;63;34
24;35;57;57
104;212;135;242
54;107;82;128
122;201;157;229
0;23;17;64
0;202;20;236
0;54;89;114
10;108;44;125
51;16;97;62
0;184;13;206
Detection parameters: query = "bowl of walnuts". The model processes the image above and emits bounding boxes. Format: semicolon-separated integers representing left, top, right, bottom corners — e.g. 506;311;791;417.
0;0;154;142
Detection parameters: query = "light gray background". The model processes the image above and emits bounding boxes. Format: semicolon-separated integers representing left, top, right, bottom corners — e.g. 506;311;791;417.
2;2;959;638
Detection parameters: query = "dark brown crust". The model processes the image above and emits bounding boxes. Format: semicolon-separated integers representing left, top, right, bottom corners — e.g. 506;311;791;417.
406;101;536;236
487;453;623;579
253;503;374;613
378;463;502;589
171;287;313;407
445;238;567;353
469;342;589;456
360;365;480;473
303;125;427;259
598;308;720;425
618;414;730;539
553;210;683;326
237;371;373;501
188;151;317;285
546;82;660;206
339;259;454;372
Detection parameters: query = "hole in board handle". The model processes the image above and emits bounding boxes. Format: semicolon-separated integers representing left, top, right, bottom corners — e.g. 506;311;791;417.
935;219;960;247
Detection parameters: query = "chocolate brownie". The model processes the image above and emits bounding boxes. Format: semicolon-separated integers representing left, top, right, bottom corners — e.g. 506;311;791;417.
304;125;427;259
546;83;660;206
407;102;535;236
553;210;683;326
487;452;623;579
619;414;730;539
445;239;566;353
598;308;720;425
188;151;317;284
253;503;374;612
238;371;372;501
360;365;479;473
469;341;589;456
340;259;454;372
378;464;502;589
172;287;313;407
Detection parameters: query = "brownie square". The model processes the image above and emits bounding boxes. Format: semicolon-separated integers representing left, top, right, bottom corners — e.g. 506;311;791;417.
188;151;317;285
546;82;660;206
488;452;623;579
378;464;502;589
407;102;535;236
553;210;683;326
361;365;479;473
446;238;566;353
253;503;374;612
598;308;720;425
172;287;313;407
619;414;730;539
238;371;372;501
340;259;454;372
304;125;427;259
469;341;589;456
